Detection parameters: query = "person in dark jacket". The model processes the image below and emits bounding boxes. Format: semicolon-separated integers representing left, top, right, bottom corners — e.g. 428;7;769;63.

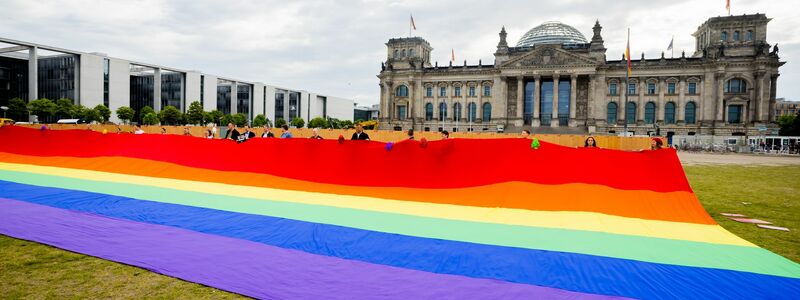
224;123;240;141
261;125;275;138
351;124;370;140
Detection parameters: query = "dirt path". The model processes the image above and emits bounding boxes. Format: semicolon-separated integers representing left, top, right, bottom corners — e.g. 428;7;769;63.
679;152;800;166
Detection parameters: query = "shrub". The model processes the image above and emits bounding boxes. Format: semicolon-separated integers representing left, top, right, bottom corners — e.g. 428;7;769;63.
308;117;328;129
115;106;135;124
290;117;305;128
142;112;159;125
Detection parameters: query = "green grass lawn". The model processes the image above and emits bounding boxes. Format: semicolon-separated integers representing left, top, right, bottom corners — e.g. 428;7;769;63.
684;165;800;263
1;165;798;298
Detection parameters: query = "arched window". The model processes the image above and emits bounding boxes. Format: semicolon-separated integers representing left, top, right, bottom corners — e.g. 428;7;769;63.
453;103;462;121
607;102;618;124
393;50;398;58
425;103;433;121
401;49;406;57
721;31;728;41
438;102;447;121
685;102;697;124
746;30;753;41
645;102;656;124
396;85;409;97
468;102;477;122
733;31;740;41
409;49;415;57
724;78;747;93
626;102;637;124
482;102;492;122
665;102;676;124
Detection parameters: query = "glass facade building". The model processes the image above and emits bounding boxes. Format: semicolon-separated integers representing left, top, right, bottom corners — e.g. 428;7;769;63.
161;72;183;110
37;55;76;101
129;74;154;122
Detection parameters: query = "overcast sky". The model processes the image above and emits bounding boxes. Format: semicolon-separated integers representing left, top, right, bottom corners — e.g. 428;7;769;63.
1;0;797;106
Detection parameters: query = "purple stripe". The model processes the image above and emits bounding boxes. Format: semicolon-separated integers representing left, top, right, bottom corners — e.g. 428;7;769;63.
0;198;623;300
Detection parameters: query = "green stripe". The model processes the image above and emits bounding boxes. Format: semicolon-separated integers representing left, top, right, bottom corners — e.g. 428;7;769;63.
2;170;799;278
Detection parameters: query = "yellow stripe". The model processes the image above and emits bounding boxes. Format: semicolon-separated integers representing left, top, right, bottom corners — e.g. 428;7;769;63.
0;162;754;247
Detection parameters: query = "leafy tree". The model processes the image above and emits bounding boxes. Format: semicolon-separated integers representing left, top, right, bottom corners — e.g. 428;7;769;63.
185;101;205;125
93;104;111;123
54;98;75;120
142;112;159;125
115;106;135;124
232;113;247;127
7;98;28;121
28;98;57;123
290;117;305;128
220;114;237;126
139;106;155;123
275;118;287;128
339;120;354;129
252;114;268;127
158;105;182;125
82;107;103;123
308;117;328;129
205;110;224;125
779;112;800;136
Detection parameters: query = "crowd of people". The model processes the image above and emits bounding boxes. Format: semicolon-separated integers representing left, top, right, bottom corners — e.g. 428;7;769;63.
98;123;671;151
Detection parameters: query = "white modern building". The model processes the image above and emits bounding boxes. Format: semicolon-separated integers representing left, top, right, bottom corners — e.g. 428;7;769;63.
0;36;354;124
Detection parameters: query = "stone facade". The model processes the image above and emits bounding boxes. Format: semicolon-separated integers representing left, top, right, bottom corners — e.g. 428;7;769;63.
377;14;784;136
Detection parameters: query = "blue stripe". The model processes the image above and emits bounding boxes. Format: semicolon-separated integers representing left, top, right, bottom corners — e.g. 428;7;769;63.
1;180;799;299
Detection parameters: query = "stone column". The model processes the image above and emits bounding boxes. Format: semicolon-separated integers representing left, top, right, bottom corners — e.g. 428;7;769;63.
619;80;626;123
28;46;38;101
657;77;665;123
407;80;414;121
533;75;540;127
461;81;467;126
154;68;162;112
587;74;595;123
678;78;686;124
231;81;238;115
476;82;482;123
638;78;645;124
416;78;424;121
715;72;725;124
516;76;524;125
569;74;577;127
552;74;560;126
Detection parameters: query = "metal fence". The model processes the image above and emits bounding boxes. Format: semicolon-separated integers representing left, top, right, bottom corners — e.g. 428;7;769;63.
673;135;800;154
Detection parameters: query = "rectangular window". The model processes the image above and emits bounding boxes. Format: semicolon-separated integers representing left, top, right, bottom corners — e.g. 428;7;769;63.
440;87;446;97
667;82;676;94
688;82;697;94
469;86;475;97
647;83;656;95
103;58;109;107
200;75;205;106
540;80;554;126
627;83;636;95
454;86;461;97
397;105;407;120
426;87;432;97
727;105;743;124
609;83;618;95
483;85;491;96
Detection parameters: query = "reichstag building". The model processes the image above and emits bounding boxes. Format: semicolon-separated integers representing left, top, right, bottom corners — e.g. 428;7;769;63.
377;14;784;136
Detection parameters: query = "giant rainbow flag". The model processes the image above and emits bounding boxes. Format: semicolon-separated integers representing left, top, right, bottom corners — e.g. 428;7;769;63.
0;126;798;299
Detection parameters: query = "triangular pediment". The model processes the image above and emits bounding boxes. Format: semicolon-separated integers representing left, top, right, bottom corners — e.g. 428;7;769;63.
500;46;599;68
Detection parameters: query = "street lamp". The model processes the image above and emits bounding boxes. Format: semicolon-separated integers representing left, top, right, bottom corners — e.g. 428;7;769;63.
0;106;7;118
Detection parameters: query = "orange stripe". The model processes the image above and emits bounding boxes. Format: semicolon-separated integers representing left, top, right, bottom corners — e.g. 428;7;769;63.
0;153;715;224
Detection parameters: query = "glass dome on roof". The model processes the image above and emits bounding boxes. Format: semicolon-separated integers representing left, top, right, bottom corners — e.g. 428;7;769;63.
516;21;588;47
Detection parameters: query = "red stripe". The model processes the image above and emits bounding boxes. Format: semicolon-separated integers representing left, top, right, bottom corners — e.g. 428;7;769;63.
0;126;692;192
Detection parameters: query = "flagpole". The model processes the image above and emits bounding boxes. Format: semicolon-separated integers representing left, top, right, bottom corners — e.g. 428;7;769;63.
623;28;629;137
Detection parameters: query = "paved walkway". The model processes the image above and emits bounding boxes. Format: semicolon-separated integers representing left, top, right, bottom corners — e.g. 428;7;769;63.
678;152;800;166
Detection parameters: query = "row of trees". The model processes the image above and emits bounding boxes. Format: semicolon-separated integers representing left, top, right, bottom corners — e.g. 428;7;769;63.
3;98;358;129
5;98;111;123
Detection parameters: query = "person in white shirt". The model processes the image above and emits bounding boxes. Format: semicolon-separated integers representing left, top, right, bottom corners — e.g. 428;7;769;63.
134;125;145;135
